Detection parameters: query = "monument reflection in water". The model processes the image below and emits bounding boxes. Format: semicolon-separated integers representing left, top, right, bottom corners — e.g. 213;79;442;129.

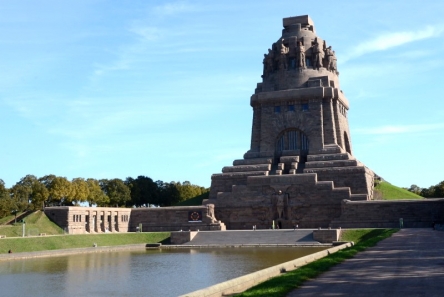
0;247;326;296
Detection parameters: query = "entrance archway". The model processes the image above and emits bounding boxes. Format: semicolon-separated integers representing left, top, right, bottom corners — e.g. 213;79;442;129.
275;129;309;173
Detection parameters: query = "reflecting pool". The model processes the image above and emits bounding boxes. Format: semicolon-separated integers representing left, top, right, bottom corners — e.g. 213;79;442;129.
0;247;327;296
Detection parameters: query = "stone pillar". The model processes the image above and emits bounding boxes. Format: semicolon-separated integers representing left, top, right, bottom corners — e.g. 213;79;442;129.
322;98;337;145
109;211;114;232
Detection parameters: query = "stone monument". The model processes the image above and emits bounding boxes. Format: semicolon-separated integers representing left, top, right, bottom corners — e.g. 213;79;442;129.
207;15;375;229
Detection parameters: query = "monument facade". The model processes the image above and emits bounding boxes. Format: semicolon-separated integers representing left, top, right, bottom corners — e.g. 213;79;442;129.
207;15;375;229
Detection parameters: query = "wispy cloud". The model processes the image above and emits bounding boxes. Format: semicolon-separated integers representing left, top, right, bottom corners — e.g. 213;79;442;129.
354;123;444;135
342;25;444;62
153;1;198;17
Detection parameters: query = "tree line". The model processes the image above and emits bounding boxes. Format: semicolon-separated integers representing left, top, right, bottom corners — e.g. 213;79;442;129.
0;175;208;218
406;180;444;198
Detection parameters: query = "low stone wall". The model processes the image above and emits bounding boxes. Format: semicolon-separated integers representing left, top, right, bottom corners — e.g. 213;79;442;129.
313;229;341;243
331;198;444;228
170;231;198;244
129;206;225;232
179;242;353;297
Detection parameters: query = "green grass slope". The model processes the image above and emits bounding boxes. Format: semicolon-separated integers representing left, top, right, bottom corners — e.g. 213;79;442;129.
174;192;209;206
0;232;170;254
0;211;64;238
374;181;423;200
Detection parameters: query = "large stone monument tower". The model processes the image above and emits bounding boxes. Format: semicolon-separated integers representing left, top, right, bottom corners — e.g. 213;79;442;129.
207;15;375;229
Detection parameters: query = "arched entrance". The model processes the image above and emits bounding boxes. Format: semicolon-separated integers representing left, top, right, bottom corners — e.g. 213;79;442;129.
275;129;309;173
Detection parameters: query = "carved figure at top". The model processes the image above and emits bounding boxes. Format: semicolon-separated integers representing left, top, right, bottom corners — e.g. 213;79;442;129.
311;38;323;70
263;48;274;76
296;41;306;69
324;45;334;72
279;38;289;70
332;50;338;74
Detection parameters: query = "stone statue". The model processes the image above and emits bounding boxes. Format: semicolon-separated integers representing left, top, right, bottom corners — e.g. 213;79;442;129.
311;39;323;69
206;204;217;223
325;46;334;72
263;48;274;76
273;190;288;220
296;41;306;69
332;50;338;73
279;39;289;70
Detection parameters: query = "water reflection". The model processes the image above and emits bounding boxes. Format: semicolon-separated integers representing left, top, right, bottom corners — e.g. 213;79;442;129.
0;247;327;296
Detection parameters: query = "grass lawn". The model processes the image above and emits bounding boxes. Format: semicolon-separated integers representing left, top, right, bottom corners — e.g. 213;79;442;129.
0;232;170;254
375;181;422;200
236;228;398;297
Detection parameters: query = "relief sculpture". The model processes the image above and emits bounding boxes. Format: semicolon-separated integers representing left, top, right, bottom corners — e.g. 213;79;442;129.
296;41;306;69
311;38;323;70
278;38;289;70
272;190;289;220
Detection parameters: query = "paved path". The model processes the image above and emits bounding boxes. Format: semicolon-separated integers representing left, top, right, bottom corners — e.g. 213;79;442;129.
287;229;444;297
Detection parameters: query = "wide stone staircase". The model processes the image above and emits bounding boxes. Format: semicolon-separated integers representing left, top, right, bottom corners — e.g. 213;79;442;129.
181;229;322;246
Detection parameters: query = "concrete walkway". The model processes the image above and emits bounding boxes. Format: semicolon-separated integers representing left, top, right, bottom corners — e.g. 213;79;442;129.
287;229;444;297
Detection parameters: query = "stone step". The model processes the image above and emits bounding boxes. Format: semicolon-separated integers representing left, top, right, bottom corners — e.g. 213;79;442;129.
212;171;269;178
307;153;352;162
280;156;300;163
182;229;320;245
305;160;358;168
222;164;271;173
233;158;273;166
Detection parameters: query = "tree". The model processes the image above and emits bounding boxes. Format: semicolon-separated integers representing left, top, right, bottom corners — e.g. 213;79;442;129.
0;179;13;218
156;181;181;206
71;178;89;205
100;178;130;207
10;175;48;210
41;176;74;205
125;176;158;207
86;178;109;206
407;184;422;196
175;181;209;202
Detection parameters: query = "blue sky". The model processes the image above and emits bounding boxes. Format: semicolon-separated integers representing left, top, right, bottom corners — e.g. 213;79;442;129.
0;0;443;189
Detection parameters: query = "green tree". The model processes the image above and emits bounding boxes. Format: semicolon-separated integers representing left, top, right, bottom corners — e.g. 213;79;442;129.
100;178;130;207
125;176;158;207
407;184;422;196
156;181;181;206
42;176;74;205
10;175;48;210
0;179;13;218
86;178;109;206
175;181;209;202
71;178;89;205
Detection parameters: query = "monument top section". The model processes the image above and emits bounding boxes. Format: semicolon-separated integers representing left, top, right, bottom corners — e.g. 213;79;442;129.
258;14;340;93
283;15;315;32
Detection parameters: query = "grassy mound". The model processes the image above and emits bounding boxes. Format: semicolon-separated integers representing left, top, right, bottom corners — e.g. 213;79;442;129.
0;211;64;238
374;181;423;200
236;229;398;297
174;192;209;206
0;232;170;254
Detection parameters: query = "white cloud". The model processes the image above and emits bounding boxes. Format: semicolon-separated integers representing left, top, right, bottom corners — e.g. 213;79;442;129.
354;123;444;135
129;26;162;41
343;25;444;62
153;1;197;16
